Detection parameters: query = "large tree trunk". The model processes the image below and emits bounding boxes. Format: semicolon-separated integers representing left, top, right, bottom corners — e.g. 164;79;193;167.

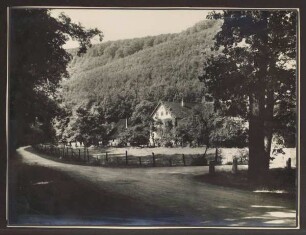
264;90;275;170
248;94;268;182
248;16;271;182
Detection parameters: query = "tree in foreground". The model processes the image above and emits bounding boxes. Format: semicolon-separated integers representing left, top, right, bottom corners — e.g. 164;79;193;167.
10;9;102;148
200;10;297;181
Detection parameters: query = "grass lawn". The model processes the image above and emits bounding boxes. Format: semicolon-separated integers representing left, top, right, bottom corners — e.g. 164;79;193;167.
194;168;296;199
79;146;296;167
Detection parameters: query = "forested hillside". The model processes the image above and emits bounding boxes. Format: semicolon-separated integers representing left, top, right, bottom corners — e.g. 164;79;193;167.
55;19;222;144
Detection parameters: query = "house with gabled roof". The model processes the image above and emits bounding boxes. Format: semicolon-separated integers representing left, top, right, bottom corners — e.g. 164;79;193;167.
149;99;199;146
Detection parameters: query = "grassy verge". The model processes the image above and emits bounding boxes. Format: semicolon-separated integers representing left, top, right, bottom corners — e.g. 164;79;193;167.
8;153;170;225
194;168;296;199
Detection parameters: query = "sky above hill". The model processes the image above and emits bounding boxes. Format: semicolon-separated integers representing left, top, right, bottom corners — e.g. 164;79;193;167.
50;9;213;48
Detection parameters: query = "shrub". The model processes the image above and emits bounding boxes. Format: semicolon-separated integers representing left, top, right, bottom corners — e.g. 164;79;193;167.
191;156;208;166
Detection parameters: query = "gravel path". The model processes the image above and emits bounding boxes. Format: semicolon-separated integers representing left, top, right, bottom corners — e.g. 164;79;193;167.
16;146;296;227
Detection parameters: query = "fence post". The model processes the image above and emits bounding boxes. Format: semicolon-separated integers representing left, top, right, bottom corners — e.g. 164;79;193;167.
106;152;108;163
125;150;128;165
182;154;186;166
209;161;215;175
87;148;89;162
84;147;86;161
215;147;219;164
286;158;291;170
152;152;156;167
232;158;238;174
78;149;81;160
139;157;142;166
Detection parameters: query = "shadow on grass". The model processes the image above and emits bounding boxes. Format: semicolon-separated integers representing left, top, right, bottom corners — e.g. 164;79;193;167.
8;153;178;226
193;169;296;199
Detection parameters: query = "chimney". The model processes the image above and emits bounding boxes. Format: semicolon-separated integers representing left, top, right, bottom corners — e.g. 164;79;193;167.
126;118;128;129
181;98;184;107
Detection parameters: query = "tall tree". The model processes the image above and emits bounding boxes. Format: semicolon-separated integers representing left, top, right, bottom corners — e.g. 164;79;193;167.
201;10;297;181
10;9;102;148
122;100;155;146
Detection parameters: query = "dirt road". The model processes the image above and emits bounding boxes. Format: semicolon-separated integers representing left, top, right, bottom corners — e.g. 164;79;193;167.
15;146;297;227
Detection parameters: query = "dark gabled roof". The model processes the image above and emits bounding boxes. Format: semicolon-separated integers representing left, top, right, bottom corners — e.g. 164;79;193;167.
151;101;198;119
163;101;198;119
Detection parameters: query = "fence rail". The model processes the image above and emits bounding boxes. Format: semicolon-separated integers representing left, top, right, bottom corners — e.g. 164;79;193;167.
32;144;218;168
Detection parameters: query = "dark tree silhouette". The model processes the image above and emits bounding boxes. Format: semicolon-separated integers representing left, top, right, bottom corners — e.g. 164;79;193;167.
200;10;297;181
9;9;102;148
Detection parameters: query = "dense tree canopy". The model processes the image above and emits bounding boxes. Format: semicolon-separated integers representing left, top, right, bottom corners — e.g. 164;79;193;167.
10;9;102;148
59;20;221;123
54;19;222;145
201;10;297;181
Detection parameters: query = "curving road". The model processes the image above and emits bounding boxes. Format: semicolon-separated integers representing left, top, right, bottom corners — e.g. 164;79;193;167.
15;146;296;227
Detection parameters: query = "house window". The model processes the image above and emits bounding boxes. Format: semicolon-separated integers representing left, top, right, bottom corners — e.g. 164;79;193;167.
161;111;163;116
166;111;168;115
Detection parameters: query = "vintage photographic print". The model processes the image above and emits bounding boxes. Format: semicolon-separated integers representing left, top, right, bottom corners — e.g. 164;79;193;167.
7;7;299;228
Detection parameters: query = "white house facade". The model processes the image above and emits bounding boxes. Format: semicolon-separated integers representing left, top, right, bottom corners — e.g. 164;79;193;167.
149;100;197;146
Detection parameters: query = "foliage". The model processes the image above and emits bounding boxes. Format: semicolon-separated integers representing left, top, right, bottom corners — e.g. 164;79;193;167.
210;117;248;148
126;100;156;146
53;106;111;146
115;125;149;147
201;10;297;179
59;20;221;125
160;120;177;147
10;9;102;147
55;20;222;144
127;125;150;147
175;102;248;148
108;101;155;147
176;123;194;146
116;129;130;147
130;100;156;126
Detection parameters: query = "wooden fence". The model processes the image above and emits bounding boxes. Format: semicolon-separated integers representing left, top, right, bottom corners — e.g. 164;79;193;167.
32;144;215;167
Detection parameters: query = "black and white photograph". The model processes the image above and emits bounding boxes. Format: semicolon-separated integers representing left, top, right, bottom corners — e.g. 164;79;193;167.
6;7;299;228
